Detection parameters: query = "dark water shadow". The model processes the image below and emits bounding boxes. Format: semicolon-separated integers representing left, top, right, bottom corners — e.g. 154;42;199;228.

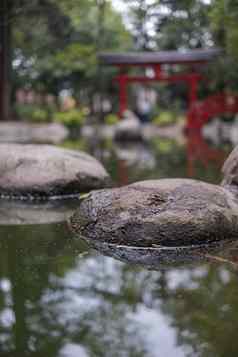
79;236;238;271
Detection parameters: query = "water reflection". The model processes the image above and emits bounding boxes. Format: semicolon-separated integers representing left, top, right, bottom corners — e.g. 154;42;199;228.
114;142;156;186
0;132;237;356
78;238;238;270
0;223;87;355
186;132;228;179
1;220;238;356
62;129;231;186
102;134;230;185
0;221;191;356
0;198;81;225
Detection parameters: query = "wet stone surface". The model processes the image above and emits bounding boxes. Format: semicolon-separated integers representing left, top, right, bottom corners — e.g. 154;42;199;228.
70;178;238;247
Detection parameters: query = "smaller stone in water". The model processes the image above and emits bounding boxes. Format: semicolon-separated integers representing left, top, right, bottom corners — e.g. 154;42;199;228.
0;144;110;199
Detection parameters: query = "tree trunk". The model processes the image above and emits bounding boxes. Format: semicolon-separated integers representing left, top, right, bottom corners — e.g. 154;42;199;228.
0;0;11;121
95;0;106;122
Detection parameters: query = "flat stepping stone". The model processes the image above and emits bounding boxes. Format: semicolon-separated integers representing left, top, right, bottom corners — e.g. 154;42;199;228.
70;177;238;247
0;144;110;199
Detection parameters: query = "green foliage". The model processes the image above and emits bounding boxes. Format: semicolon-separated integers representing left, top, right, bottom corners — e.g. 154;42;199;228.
14;102;88;128
104;113;119;125
210;0;238;58
152;138;175;153
207;0;238;91
53;109;86;129
31;108;49;122
8;0;238;114
12;0;132;102
14;104;50;122
61;138;88;151
152;111;181;126
124;0;211;50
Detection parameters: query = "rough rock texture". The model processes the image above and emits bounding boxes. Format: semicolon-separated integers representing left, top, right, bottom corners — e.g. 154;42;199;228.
70;179;238;247
0;144;110;199
222;145;238;188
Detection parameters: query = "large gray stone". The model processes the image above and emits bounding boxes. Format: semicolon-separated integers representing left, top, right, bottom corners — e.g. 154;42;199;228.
70;178;238;247
0;144;110;199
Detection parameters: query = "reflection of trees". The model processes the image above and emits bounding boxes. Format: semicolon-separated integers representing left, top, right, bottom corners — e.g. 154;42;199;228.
99;136;227;185
0;223;153;356
0;223;84;356
186;132;231;183
63;132;230;186
56;256;238;357
45;257;151;357
157;264;238;357
152;137;227;184
1;222;238;356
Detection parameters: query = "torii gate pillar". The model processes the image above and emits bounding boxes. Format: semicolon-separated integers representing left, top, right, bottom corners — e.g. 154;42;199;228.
118;75;128;117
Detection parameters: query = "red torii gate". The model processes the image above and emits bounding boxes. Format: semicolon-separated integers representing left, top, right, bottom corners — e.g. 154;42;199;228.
99;49;221;127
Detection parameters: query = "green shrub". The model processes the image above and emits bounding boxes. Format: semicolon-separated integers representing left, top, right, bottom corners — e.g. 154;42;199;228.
61;139;88;151
31;108;49;122
15;104;50;122
53;109;86;129
152;111;176;126
104;113;119;125
15;104;34;119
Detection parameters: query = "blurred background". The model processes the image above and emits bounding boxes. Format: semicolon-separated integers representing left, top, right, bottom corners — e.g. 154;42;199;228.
0;0;237;124
1;0;238;182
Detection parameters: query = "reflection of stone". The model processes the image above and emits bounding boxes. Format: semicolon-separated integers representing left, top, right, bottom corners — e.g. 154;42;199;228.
80;121;185;143
230;117;238;145
71;145;238;247
0;122;69;144
0;144;111;199
202;117;238;146
202;118;222;145
143;121;185;142
114;143;156;170
114;111;143;141
0;198;81;225
80;238;236;270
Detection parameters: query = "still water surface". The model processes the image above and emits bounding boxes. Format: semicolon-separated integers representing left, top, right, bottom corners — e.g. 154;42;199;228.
0;136;237;357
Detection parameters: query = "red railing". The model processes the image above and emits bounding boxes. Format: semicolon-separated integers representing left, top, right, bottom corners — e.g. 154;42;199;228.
187;92;238;130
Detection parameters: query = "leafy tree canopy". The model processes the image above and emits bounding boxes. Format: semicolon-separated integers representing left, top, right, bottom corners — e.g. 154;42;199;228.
11;0;132;96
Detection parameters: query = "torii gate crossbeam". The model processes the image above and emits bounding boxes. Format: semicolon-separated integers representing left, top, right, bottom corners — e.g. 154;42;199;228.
99;49;221;128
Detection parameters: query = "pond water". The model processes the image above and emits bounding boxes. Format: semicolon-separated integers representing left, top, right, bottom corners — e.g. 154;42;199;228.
1;135;238;357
